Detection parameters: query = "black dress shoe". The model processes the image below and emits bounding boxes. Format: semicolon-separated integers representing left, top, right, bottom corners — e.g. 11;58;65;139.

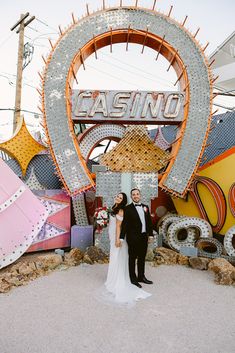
131;281;142;288
138;276;153;284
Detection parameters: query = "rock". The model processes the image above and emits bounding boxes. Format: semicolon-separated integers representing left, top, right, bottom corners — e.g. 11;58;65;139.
153;247;179;265
7;269;19;278
10;263;22;273
83;254;94;265
4;273;28;287
0;253;65;294
151;257;164;267
56;264;70;271
2;273;13;282
178;254;189;266
18;262;37;276
189;257;210;270
0;277;12;293
152;247;189;266
35;254;63;271
146;248;154;262
83;246;109;264
64;248;84;266
208;258;235;285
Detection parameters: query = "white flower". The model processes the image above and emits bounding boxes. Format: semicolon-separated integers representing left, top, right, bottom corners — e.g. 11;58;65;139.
99;210;108;219
97;219;104;226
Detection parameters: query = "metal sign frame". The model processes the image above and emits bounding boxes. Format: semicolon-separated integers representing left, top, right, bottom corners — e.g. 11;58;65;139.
41;4;213;199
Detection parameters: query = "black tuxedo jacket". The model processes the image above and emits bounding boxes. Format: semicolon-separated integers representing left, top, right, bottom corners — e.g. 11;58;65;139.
120;203;153;244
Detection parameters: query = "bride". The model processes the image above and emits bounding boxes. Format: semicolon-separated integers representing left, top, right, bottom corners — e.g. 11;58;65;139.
105;192;151;304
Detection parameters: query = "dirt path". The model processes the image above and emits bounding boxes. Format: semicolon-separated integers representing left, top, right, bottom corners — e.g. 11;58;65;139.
0;264;234;353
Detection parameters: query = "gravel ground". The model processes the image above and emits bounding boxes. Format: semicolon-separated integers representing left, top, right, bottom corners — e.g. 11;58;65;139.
0;264;234;353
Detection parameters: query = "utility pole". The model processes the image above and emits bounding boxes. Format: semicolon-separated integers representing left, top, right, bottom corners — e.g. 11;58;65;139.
10;13;35;133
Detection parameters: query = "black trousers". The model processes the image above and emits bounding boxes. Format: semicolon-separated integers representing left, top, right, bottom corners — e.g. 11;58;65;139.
128;235;148;282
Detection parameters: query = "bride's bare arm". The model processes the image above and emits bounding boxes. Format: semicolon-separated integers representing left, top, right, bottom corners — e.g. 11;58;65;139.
115;209;124;247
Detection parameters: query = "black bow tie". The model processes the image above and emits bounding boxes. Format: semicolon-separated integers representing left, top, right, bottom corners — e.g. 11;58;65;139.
135;204;142;207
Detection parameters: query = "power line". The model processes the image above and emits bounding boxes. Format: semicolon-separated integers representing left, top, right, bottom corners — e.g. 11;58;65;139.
27;25;40;33
23;82;37;89
85;64;147;89
0;32;15;49
24;34;33;41
23;32;58;51
0;75;37;90
30;32;58;43
98;55;175;89
0;71;16;77
0;122;13;127
33;43;50;49
35;17;59;33
0;71;36;84
0;74;14;85
100;51;176;87
0;108;42;115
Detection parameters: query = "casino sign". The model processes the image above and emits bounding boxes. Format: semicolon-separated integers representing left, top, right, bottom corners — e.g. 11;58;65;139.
41;4;213;198
72;90;184;124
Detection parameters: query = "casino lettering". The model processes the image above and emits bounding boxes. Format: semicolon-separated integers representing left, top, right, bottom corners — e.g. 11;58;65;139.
72;90;185;124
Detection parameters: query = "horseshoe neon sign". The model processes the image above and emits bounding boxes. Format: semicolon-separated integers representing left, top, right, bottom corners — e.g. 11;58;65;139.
42;5;213;197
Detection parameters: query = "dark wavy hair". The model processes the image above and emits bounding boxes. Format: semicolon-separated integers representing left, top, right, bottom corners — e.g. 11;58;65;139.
112;192;127;215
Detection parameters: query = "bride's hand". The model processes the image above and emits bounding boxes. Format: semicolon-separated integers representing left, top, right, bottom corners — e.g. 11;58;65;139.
115;239;121;247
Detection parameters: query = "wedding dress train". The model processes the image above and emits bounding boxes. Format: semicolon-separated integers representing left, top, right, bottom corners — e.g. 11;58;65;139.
105;214;151;304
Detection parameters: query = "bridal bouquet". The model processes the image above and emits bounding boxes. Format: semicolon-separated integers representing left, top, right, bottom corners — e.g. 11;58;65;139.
94;206;111;232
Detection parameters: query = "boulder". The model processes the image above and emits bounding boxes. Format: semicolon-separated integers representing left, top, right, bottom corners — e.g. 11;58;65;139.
178;254;189;266
208;258;235;285
10;263;23;274
0;277;12;293
0;253;63;294
145;248;154;262
151;255;165;266
83;254;94;265
3;273;28;287
34;254;63;272
189;257;210;270
152;247;189;266
64;248;84;266
0;263;32;292
18;262;37;277
153;247;179;265
83;246;108;264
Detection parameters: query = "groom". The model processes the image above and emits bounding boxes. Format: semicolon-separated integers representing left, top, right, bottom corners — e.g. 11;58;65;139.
119;188;154;288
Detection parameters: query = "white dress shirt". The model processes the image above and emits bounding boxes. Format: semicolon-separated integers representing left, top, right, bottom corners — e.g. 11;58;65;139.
134;203;146;233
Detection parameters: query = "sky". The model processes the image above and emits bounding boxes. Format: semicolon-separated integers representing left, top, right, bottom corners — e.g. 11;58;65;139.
0;0;235;141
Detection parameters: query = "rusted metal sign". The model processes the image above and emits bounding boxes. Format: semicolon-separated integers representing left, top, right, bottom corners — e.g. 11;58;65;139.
72;90;185;124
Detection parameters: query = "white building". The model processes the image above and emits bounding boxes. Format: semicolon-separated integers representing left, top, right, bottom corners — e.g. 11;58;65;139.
210;31;235;93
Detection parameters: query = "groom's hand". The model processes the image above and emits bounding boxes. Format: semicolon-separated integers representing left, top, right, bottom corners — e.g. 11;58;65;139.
148;236;154;244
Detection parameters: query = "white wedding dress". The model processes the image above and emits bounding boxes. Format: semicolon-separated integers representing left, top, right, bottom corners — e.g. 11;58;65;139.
104;214;151;305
